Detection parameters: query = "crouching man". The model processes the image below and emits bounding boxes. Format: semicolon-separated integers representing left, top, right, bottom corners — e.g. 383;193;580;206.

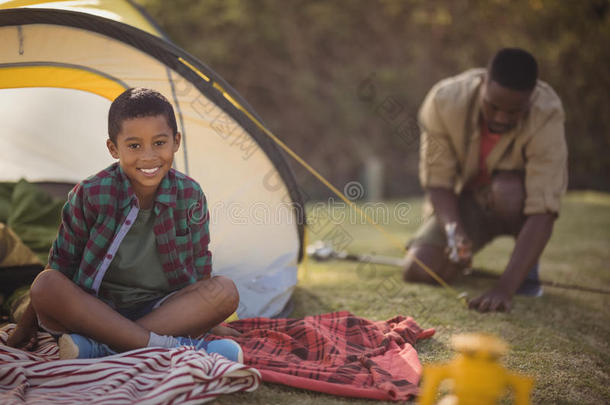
404;48;567;312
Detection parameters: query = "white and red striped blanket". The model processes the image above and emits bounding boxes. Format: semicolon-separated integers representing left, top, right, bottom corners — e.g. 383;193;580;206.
0;324;261;404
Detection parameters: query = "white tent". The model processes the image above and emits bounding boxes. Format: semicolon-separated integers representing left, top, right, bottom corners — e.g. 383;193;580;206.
0;0;305;318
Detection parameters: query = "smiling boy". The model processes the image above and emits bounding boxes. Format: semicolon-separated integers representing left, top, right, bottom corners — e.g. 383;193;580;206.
7;88;243;361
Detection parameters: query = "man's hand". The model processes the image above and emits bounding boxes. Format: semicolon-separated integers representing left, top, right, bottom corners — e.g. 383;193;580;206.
428;188;470;269
445;230;473;269
469;213;555;313
455;233;473;268
468;288;512;312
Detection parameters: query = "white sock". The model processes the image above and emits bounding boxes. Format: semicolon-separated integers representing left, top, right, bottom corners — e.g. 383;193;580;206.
147;332;179;348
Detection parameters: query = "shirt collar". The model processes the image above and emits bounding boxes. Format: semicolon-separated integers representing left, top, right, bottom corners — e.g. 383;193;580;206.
114;163;177;210
474;73;529;136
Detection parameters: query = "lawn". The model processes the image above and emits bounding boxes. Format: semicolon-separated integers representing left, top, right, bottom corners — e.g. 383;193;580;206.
215;191;610;404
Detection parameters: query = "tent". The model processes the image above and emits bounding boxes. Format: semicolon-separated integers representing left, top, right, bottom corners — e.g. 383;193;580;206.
0;0;305;318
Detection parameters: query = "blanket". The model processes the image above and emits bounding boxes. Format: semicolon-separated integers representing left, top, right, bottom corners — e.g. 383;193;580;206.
1;311;434;403
0;324;261;404
223;311;435;401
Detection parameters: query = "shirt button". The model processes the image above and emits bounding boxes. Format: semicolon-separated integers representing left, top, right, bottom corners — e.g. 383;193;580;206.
106;254;113;260
125;220;132;225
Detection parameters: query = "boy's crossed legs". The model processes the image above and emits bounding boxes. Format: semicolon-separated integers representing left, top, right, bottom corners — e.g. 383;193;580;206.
29;269;241;359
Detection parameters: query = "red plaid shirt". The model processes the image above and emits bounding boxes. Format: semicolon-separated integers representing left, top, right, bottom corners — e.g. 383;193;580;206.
48;162;212;295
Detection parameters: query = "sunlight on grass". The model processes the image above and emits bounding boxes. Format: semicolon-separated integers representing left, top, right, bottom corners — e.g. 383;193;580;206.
220;192;610;404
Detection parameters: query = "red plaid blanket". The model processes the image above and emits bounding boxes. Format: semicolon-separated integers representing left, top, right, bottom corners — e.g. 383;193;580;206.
222;311;435;401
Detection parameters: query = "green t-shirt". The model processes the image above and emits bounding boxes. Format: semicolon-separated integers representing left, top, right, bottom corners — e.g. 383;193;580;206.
99;208;170;308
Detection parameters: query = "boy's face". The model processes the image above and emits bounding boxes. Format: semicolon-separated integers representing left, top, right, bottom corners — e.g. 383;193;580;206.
107;114;180;203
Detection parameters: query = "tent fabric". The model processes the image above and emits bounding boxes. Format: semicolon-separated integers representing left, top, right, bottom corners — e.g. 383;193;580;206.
221;311;436;401
0;324;261;404
0;0;163;37
0;3;304;318
0;64;128;100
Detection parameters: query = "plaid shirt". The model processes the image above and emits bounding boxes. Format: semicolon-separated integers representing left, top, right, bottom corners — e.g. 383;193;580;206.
48;162;212;294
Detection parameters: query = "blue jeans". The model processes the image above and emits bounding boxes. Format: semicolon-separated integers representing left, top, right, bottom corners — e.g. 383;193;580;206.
114;291;178;321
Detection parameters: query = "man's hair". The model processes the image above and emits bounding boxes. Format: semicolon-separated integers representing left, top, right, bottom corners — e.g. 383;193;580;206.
488;48;538;91
108;88;178;143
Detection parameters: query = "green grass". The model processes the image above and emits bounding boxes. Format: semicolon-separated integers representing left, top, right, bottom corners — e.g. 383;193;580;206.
215;191;610;404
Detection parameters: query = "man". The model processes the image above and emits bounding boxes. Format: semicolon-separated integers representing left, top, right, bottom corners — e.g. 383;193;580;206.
404;48;567;312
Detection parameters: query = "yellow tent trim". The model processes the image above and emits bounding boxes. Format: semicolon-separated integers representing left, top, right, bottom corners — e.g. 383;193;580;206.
0;65;127;100
0;0;162;37
179;56;461;299
178;57;210;82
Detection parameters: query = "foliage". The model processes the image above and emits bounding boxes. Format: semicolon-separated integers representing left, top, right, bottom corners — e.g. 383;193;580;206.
137;0;610;197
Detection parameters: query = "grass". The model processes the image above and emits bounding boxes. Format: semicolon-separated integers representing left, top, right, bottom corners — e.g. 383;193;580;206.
2;192;607;403
214;191;610;404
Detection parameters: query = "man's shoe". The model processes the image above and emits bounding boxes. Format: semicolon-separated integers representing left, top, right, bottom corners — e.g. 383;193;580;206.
516;263;544;297
58;333;116;359
175;337;243;363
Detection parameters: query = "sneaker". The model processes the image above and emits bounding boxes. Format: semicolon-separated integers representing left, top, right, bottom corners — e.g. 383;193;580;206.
207;339;244;363
515;263;544;297
175;336;210;351
58;333;116;359
175;337;243;363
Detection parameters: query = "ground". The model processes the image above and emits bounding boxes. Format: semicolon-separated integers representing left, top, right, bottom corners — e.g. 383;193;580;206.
214;191;610;404
2;192;608;403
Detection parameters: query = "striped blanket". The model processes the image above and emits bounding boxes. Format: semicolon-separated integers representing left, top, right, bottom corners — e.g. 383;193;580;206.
223;311;435;401
0;324;260;404
1;311;433;403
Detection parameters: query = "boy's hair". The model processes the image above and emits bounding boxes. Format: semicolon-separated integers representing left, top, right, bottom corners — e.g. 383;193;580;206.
488;48;538;91
108;88;178;143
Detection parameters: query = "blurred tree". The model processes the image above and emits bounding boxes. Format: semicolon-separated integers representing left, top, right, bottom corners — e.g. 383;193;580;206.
137;0;610;198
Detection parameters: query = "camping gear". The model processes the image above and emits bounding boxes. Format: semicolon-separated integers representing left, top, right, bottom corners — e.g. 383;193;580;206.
0;223;41;269
419;333;533;405
0;0;305;318
0;324;261;404
307;242;610;295
215;310;434;401
0;180;65;264
445;222;461;263
1;311;435;402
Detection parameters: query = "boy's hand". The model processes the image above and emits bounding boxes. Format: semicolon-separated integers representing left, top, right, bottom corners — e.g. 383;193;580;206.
209;325;242;337
6;322;39;350
468;288;512;312
6;300;40;350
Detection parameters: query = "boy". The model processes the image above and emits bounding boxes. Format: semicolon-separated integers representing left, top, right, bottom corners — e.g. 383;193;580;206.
7;88;243;361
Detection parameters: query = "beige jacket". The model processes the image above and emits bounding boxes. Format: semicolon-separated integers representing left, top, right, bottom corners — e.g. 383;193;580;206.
418;68;567;215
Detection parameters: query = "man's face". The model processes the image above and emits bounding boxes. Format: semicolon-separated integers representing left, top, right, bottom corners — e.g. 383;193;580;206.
480;78;532;134
107;114;180;203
